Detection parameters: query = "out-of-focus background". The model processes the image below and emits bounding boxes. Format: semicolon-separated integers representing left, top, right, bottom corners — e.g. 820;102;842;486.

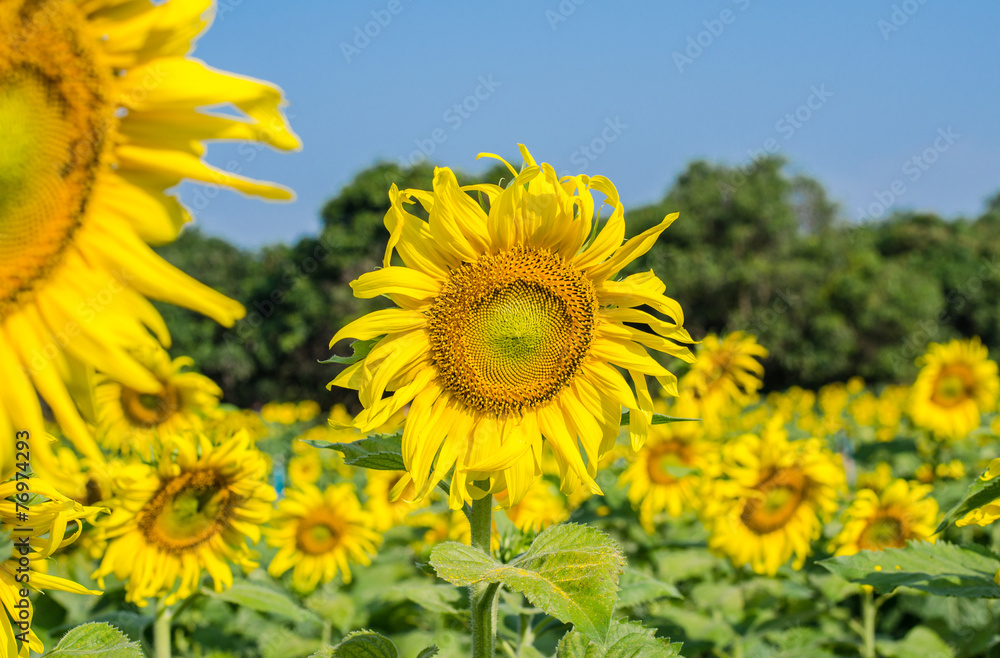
159;1;1000;407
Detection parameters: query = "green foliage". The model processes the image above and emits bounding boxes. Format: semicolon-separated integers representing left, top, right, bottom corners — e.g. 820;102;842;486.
316;630;397;657
201;581;320;623
819;542;1000;598
556;619;683;657
431;523;625;644
309;432;405;470
43;622;143;657
618;412;700;426
937;466;1000;532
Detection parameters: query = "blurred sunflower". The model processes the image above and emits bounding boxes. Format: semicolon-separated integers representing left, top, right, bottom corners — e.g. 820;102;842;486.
264;483;381;593
703;426;844;575
94;347;221;457
329;145;694;509
830;479;938;556
502;477;569;533
681;331;767;430
909;338;999;440
0;0;298;475
1;477;102;656
93;429;275;605
364;469;423;532
619;394;714;532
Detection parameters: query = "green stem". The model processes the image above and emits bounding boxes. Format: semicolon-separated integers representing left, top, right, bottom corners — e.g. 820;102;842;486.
470;492;499;658
862;587;876;658
155;600;172;658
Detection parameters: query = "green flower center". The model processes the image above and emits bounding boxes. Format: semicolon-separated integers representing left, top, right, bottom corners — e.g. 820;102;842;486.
740;468;808;535
932;365;974;407
296;509;343;555
139;470;235;551
859;514;906;551
429;245;596;415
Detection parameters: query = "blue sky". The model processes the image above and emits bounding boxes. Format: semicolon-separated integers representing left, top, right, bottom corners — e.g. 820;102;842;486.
179;1;1000;248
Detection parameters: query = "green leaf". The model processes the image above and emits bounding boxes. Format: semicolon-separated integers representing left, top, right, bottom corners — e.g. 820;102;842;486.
431;523;625;644
937;466;1000;532
320;337;381;364
619;412;699;426
876;625;954;658
318;630;398;658
306;433;405;471
819;541;1000;598
415;647;439;658
383;582;462;614
556;619;683;657
616;568;682;609
44;622;143;657
201;581;320;623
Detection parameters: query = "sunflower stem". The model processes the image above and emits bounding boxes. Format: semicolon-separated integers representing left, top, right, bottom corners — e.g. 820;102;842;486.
862;587;877;658
154;600;172;658
470;491;499;658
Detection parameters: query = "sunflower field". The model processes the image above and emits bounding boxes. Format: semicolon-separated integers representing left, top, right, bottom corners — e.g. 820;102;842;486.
5;1;1000;658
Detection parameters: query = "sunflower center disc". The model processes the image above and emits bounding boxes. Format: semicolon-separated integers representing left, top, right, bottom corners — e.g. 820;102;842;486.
860;514;905;550
139;471;234;551
428;245;597;415
647;441;691;486
296;509;342;555
0;0;111;309
932;365;974;406
740;468;808;535
121;385;181;427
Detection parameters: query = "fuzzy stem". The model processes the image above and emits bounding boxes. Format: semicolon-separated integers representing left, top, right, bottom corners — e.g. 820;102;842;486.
470;492;499;658
862;587;877;658
155;600;172;658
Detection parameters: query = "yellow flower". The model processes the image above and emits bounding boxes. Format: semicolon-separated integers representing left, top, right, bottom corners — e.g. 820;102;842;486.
264;483;381;593
502;478;569;533
619;394;714;532
956;458;1000;527
856;463;894;495
364;470;424;532
703;425;844;575
94;347;221;458
831;479;938;555
204;409;269;442
287;452;322;487
0;0;298;476
93;429;275;606
681;331;768;430
329;146;694;509
909;338;999;440
1;476;102;656
297;400;321;423
261;402;301;425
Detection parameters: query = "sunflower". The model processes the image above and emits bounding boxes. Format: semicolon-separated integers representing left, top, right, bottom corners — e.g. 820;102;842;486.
680;331;768;430
364;469;424;532
264;483;381;593
1;476;102;656
620;394;715;532
92;429;275;606
0;0;299;475
830;479;938;556
909;338;999;440
502;477;569;533
94;346;221;457
328;146;694;509
703;425;845;575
